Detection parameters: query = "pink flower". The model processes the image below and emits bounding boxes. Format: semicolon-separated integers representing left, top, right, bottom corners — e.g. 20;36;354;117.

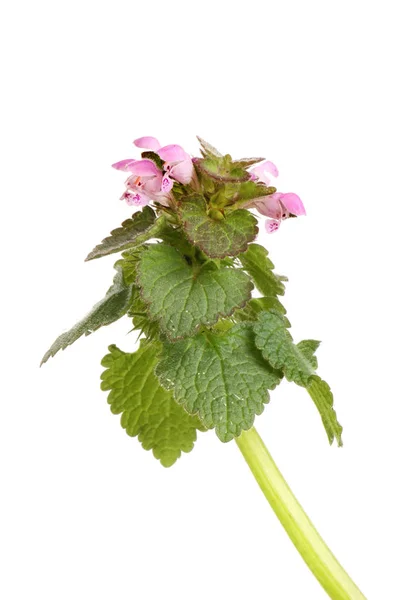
112;158;165;207
135;138;194;185
249;160;305;232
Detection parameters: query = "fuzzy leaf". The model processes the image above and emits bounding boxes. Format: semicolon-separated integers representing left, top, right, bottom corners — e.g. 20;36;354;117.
194;157;251;183
41;265;133;365
128;287;160;341
297;340;321;370
85;207;163;261
156;324;282;442
231;157;265;169
254;311;315;386
197;136;223;158
180;195;258;258
101;343;205;467
237;181;277;201
239;244;286;301
137;244;253;340
234;297;287;322
306;376;343;446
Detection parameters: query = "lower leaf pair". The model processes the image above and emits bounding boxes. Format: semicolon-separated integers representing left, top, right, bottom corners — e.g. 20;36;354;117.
101;310;342;467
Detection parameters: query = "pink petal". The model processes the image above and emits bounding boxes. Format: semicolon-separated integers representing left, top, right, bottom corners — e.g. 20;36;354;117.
265;219;281;233
121;190;150;207
254;193;283;219
127;159;162;176
162;174;174;193
279;193;306;216
262;160;279;177
157;144;188;162
143;174;163;194
169;158;194;184
133;136;161;151
112;159;137;172
250;160;279;184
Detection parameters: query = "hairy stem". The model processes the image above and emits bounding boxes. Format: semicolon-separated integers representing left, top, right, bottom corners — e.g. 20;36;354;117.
235;427;366;600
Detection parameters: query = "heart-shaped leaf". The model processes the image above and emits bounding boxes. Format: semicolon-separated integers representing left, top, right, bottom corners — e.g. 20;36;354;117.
180;195;258;258
156;324;282;442
137;244;253;340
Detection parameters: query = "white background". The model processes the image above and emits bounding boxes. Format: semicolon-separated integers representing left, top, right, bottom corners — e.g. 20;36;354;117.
1;1;397;598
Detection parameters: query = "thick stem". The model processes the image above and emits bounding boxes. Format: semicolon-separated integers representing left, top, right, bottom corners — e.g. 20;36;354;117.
235;427;366;600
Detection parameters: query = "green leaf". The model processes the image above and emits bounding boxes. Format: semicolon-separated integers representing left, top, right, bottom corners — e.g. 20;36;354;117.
234;297;287;322
253;311;315;386
101;342;205;467
115;248;143;285
197;136;223;158
254;313;343;446
306;376;343;447
297;339;321;370
41;265;133;365
85;207;163;261
231;157;265;169
158;224;196;257
239;243;286;301
156;324;282;442
137;244;253;340
237;181;277;201
194;157;251;183
180;195;258;258
128;287;160;341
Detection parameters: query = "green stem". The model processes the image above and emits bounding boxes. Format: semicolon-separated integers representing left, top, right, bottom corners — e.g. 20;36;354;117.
235;427;366;600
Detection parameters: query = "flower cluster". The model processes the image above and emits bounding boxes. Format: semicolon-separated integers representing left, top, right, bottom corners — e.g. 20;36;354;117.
112;136;193;207
112;136;305;232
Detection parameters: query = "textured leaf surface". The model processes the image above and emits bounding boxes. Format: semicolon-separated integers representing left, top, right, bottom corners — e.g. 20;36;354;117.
180;195;258;258
194;157;251;183
237;181;277;201
137;244;253;340
197;136;223;158
128;287;160;340
85;207;161;261
156;325;282;442
306;376;343;446
101;343;205;467
41;266;133;365
234;297;287;322
239;244;286;302
254;311;315;386
297;340;321;370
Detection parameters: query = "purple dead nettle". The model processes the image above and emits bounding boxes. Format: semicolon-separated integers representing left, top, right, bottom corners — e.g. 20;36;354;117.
112;137;305;234
112;136;194;207
249;160;306;233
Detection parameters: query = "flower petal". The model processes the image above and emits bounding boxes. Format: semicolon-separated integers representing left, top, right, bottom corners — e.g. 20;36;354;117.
127;159;162;176
262;160;279;177
121;190;150;207
133;136;161;151
169;157;194;184
250;160;279;184
265;219;281;233
279;193;306;216
162;174;174;193
112;159;137;172
254;193;283;219
143;174;163;194
157;144;188;162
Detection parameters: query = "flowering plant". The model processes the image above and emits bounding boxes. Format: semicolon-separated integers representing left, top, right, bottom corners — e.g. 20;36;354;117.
42;136;365;599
